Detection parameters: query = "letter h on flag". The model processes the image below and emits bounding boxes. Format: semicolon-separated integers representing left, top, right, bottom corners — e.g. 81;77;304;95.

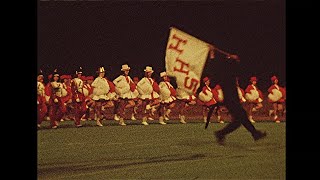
165;27;210;99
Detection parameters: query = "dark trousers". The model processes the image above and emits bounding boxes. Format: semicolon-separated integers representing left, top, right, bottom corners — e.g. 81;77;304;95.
216;99;257;136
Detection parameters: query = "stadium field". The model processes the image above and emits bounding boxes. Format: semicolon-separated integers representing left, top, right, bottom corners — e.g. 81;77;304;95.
38;121;285;179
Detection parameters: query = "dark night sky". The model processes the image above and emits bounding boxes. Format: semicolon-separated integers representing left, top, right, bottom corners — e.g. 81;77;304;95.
38;1;285;90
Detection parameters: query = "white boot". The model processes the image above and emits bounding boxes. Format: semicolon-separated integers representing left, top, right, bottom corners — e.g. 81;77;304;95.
164;109;171;120
151;106;157;116
203;116;207;123
131;113;136;120
96;118;103;127
159;116;167;125
180;115;187;124
114;114;120;121
141;117;149;125
119;118;126;126
218;116;224;123
269;110;274;117
249;116;255;123
80;114;87;121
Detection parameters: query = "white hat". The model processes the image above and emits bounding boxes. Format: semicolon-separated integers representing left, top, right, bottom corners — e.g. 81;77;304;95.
38;69;44;77
121;64;130;71
98;66;105;73
76;67;83;74
160;72;167;77
144;66;154;73
53;69;59;77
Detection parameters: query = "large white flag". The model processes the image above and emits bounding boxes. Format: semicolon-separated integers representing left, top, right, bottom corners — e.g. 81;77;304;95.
165;27;210;99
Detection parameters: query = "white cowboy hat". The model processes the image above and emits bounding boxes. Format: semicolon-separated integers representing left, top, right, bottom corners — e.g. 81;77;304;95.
121;64;130;71
160;72;167;77
144;66;154;73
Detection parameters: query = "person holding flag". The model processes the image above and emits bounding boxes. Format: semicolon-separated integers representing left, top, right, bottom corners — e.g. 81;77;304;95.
205;51;267;145
164;27;266;145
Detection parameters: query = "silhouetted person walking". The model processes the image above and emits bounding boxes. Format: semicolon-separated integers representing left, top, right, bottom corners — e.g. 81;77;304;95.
205;52;266;145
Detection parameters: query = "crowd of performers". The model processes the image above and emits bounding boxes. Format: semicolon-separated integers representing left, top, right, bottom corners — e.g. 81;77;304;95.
37;64;286;129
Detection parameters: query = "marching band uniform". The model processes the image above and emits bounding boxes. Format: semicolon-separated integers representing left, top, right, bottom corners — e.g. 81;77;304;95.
60;75;73;121
131;77;141;120
48;70;66;129
91;66;115;126
213;84;225;123
198;77;218;124
158;72;177;124
267;75;286;123
136;66;160;125
245;76;263;122
113;64;137;125
37;71;47;128
81;76;95;121
71;67;86;127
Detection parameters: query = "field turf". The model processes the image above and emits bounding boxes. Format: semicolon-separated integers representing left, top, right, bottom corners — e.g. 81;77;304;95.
38;120;285;179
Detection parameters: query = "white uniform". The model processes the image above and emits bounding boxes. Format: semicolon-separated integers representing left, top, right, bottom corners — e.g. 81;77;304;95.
137;77;159;100
113;75;136;99
37;82;45;97
91;77;111;101
51;81;63;97
245;84;263;103
73;77;84;94
159;81;176;103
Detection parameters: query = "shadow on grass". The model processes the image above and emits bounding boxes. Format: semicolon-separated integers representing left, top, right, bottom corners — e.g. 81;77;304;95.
38;153;207;177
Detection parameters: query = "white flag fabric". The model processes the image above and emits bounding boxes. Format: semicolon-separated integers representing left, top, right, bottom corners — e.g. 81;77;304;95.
165;27;210;98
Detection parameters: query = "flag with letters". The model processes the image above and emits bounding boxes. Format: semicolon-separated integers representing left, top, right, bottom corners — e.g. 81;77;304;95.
165;27;210;99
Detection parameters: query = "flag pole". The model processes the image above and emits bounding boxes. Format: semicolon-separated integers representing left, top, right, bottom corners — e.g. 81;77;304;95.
209;44;240;62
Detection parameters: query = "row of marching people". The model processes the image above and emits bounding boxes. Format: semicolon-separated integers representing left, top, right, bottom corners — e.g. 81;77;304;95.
37;64;286;129
37;65;186;129
197;75;286;125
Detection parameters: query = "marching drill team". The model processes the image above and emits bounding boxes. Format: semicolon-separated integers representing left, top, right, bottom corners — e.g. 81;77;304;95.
37;64;286;129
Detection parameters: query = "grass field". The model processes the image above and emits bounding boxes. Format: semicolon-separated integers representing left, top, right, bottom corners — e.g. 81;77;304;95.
38;120;285;179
